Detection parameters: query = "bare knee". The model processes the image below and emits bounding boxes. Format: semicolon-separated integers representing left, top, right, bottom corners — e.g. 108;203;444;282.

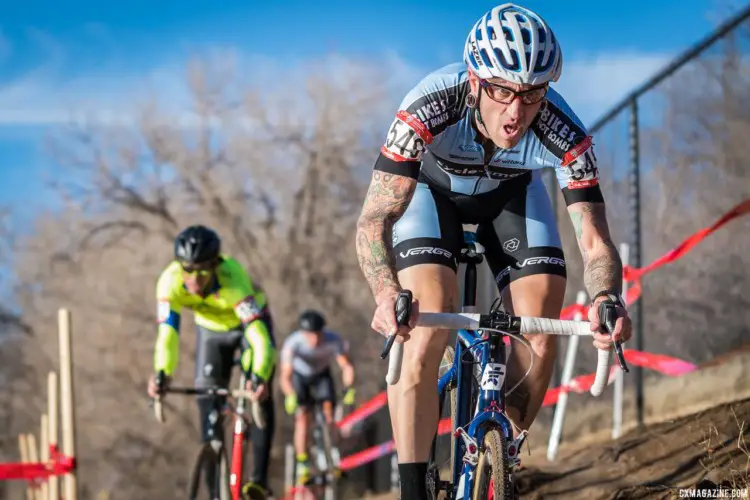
397;264;457;389
527;334;557;359
504;274;566;360
295;408;311;427
322;402;334;424
400;329;447;387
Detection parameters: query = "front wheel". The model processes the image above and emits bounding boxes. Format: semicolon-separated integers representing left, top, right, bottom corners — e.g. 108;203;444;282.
471;428;513;500
315;410;339;500
188;442;230;500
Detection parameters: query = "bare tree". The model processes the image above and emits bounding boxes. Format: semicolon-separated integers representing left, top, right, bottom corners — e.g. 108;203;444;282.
3;54;397;498
553;29;750;389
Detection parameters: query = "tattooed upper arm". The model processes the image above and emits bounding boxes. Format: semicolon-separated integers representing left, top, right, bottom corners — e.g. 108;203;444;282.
358;171;417;223
567;201;622;296
356;171;417;298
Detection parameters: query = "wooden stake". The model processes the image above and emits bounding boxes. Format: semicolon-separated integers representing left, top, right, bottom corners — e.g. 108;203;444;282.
58;309;78;500
18;434;32;500
40;414;49;500
27;434;41;500
47;372;59;500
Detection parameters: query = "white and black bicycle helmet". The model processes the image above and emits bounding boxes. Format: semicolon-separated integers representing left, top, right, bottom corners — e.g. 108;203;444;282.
464;3;563;85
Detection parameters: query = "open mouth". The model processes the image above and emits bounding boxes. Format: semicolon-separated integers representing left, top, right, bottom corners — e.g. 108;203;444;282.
503;124;520;137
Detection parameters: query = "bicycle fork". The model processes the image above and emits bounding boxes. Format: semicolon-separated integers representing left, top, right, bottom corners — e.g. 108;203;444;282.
453;416;528;499
230;374;248;500
229;417;245;500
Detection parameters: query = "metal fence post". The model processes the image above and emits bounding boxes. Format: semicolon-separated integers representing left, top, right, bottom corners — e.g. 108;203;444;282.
628;99;645;431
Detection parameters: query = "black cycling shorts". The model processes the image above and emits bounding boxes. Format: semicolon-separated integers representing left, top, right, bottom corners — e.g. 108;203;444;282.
292;368;336;407
392;170;566;293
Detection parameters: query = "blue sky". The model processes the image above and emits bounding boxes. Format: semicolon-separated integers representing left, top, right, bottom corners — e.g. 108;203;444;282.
0;0;744;226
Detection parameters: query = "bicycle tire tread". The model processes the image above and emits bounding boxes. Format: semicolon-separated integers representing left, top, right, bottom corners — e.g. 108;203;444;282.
472;429;512;500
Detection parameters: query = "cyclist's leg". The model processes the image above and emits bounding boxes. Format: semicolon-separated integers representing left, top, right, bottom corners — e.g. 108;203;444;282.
194;326;236;491
292;370;315;480
390;182;462;499
243;314;276;493
315;368;338;442
195;326;236;442
478;170;566;431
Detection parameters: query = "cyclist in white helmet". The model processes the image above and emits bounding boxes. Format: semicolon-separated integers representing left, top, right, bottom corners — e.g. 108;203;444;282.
355;4;632;499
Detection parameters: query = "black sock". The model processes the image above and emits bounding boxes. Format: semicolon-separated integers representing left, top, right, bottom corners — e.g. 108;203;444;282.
398;462;428;500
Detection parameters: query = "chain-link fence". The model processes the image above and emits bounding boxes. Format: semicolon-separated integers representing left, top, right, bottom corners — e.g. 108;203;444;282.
543;5;750;431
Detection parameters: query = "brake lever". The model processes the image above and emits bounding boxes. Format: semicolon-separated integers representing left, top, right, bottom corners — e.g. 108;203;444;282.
250;373;263;391
155;369;167;392
380;290;413;359
149;370;168;407
598;301;630;373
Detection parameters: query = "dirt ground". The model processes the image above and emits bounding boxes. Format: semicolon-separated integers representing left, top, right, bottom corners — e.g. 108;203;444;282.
364;396;750;500
515;396;750;499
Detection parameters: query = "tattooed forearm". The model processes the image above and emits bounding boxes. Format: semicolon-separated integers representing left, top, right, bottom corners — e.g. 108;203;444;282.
584;250;622;297
355;171;417;299
567;202;623;297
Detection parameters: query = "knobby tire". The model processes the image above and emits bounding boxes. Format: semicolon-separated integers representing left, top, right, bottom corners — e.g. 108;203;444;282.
471;428;512;500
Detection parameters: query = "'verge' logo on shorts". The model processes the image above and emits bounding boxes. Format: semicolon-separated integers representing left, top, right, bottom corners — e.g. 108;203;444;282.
399;247;453;259
518;256;566;267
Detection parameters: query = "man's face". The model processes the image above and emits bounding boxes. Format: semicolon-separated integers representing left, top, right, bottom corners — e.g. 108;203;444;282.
301;330;323;347
468;71;548;149
180;260;216;294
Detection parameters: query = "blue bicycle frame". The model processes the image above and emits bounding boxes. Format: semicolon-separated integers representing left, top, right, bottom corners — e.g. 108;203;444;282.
435;231;516;499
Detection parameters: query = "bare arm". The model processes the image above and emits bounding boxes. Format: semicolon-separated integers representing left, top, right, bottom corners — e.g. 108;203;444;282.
335;353;355;388
279;360;294;397
567;201;623;298
355;171;417;300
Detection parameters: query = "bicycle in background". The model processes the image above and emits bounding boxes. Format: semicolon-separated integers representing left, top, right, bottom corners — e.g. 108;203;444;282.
289;387;354;500
151;361;266;500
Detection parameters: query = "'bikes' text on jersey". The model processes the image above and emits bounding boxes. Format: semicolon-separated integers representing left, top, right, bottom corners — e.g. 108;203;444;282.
376;62;600;201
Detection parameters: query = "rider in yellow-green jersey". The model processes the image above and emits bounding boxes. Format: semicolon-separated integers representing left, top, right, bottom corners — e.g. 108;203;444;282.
146;225;277;499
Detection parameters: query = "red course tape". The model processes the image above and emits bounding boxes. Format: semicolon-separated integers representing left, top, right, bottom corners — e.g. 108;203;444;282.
0;445;76;481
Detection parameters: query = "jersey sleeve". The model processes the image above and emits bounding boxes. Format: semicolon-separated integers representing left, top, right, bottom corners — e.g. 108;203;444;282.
556;135;604;204
221;258;277;381
154;264;182;376
334;333;350;356
531;90;605;205
280;333;298;365
374;63;469;179
220;258;268;324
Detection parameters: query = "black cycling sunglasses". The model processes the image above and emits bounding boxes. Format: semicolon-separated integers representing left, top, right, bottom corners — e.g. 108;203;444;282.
180;260;217;275
479;79;548;105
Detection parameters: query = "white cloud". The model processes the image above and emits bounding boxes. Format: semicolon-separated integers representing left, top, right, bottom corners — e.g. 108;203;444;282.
0;36;672;131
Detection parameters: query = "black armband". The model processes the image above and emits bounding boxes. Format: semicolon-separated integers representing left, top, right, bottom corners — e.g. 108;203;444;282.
562;184;604;205
373;153;420;179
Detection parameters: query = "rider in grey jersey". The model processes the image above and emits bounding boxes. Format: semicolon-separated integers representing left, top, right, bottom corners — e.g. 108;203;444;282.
355;4;633;499
279;310;356;484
